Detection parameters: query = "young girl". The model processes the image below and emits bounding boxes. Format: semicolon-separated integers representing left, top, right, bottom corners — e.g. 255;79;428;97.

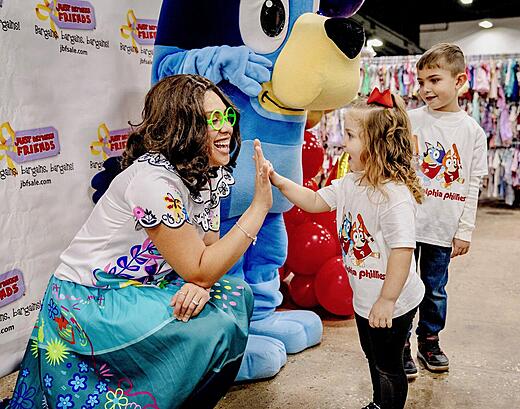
264;88;425;409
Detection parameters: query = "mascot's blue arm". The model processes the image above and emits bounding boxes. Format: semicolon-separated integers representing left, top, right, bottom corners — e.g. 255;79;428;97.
152;45;302;216
152;45;272;97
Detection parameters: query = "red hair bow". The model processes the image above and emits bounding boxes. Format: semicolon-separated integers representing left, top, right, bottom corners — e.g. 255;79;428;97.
367;87;394;108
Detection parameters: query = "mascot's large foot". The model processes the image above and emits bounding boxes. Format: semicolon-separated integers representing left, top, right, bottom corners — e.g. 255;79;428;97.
236;334;287;382
249;310;322;354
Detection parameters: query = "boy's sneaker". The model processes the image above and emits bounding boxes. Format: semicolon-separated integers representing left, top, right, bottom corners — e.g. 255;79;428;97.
361;403;381;409
417;335;449;372
403;341;418;379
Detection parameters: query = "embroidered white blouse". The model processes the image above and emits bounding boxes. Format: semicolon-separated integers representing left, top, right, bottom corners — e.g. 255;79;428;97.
55;153;234;287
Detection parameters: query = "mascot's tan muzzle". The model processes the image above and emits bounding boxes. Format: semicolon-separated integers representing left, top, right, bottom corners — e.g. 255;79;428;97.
267;13;364;112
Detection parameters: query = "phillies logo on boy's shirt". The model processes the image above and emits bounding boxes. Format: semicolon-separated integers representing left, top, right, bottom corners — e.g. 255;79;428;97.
439;144;465;189
419;141;445;179
419;140;465;190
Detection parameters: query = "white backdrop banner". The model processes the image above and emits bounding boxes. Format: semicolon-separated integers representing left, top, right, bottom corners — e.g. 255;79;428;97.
0;0;162;377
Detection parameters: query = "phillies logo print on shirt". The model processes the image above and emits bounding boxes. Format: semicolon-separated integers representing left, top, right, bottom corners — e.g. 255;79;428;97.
340;213;381;267
350;214;380;265
419;140;464;189
339;212;353;256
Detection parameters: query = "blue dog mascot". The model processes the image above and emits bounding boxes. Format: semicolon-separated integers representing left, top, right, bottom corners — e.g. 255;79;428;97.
152;0;365;381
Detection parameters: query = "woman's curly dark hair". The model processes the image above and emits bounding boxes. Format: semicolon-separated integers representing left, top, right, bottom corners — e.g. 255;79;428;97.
122;74;241;195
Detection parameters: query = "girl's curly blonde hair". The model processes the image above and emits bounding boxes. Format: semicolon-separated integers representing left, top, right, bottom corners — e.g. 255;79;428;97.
347;94;424;204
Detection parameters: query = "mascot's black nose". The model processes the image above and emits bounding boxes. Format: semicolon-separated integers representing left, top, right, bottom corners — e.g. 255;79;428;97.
324;18;365;59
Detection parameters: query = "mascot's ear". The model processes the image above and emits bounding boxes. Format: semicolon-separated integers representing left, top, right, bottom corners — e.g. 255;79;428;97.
318;0;365;17
90;157;123;204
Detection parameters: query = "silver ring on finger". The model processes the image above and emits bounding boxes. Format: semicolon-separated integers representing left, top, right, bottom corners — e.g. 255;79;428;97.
191;299;200;306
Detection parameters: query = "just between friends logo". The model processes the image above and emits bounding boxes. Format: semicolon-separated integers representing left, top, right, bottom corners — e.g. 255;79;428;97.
119;9;157;62
35;0;96;34
89;123;130;161
0;122;60;178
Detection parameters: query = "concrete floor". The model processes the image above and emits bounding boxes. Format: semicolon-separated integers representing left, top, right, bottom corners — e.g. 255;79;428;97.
1;205;519;408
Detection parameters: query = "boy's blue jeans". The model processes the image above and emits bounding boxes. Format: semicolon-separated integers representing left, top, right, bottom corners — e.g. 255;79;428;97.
414;242;452;338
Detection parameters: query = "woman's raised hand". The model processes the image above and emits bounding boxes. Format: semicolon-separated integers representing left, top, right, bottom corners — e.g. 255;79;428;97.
252;139;273;212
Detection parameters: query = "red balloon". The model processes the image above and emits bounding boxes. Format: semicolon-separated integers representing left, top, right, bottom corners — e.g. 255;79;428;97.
286;222;338;276
315;256;354;316
312;211;337;238
289;274;319;308
283;205;311;230
312;212;341;255
302;131;325;179
304;178;319;191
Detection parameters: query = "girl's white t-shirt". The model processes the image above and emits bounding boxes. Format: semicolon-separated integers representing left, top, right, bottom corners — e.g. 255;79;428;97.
318;173;425;319
55;153;234;287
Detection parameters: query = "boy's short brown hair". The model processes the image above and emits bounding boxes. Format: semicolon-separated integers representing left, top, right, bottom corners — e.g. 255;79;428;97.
416;43;466;76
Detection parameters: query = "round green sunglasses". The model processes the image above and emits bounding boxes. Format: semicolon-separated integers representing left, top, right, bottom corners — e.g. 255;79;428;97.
207;107;237;131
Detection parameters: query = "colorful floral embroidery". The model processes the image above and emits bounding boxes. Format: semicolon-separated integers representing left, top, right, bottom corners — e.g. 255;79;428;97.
164;191;189;225
68;373;88;392
92;237;173;285
78;361;89;373
105;388;128;409
85;394;100;408
190;167;233;232
134;208;158;229
10;381;36;409
30;339;39;358
96;381;108;394
43;373;53;388
96;364;114;381
137;152;233;233
56;394;74;409
210;279;245;310
132;207;145;220
136;152;177;173
47;299;59;320
213;168;234;204
209;208;220;231
45;338;69;366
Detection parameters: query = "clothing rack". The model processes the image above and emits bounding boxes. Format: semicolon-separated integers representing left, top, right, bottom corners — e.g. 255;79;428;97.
489;141;520;149
483;142;520;207
361;53;520;64
361;55;419;64
466;53;520;61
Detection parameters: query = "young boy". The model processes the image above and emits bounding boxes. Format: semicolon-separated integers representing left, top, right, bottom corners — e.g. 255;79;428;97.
404;43;488;378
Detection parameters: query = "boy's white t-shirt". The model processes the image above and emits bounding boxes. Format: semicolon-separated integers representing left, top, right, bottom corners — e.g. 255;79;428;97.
318;174;425;319
409;106;488;247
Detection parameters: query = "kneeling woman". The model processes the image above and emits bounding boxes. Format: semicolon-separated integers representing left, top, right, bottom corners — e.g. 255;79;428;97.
9;75;272;409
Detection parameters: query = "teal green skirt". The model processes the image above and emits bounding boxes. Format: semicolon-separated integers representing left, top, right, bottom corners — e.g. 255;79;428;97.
8;273;253;409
